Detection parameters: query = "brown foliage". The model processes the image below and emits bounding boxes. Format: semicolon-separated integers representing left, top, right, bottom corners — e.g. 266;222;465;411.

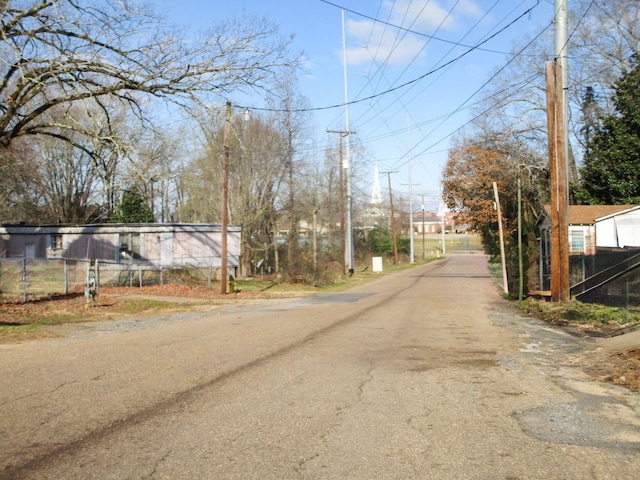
442;140;513;231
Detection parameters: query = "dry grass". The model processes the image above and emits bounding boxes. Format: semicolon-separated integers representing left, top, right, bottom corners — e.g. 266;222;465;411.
518;297;640;391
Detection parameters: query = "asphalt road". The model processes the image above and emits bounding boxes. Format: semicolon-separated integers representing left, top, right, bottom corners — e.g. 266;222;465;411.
2;254;640;479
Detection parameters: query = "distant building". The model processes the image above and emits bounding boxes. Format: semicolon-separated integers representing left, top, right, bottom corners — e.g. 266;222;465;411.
362;162;387;228
413;210;458;234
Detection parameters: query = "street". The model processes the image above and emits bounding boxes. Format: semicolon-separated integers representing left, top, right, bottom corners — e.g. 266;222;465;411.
2;254;640;479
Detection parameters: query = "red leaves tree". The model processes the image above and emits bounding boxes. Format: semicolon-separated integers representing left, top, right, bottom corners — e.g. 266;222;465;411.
442;139;515;255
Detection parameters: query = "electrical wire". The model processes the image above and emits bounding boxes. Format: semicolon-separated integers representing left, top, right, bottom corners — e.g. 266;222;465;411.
319;0;519;55
237;0;542;114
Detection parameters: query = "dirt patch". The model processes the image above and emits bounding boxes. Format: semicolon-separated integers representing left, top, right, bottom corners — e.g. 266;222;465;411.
585;347;640;392
0;284;311;343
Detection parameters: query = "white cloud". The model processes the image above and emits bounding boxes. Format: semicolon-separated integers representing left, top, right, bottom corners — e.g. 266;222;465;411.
345;0;485;68
455;0;484;20
346;18;426;67
386;0;455;31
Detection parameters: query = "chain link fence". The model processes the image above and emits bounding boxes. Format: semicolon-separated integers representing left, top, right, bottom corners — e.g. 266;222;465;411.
0;258;225;303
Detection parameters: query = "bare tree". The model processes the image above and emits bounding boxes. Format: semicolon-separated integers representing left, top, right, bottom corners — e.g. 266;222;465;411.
469;0;640;165
124;126;184;222
0;0;297;223
267;68;311;274
36;134;99;223
231;113;288;276
0;1;297;150
0;138;45;222
182;107;289;275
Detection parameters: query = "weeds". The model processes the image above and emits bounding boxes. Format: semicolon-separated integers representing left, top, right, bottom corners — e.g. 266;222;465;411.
517;297;640;332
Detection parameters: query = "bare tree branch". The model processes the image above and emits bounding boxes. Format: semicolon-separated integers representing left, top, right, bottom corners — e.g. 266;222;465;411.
0;0;298;147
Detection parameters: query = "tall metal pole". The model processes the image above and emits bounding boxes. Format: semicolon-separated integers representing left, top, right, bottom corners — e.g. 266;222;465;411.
407;117;414;263
421;195;426;260
555;0;569;158
342;10;354;275
328;130;354;276
439;202;446;255
338;136;345;276
220;100;231;294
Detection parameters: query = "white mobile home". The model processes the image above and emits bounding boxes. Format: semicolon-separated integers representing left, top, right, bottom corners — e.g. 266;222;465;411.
0;223;241;269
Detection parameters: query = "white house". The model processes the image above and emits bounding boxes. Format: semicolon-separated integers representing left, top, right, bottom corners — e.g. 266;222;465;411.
595;205;640;248
0;223;241;269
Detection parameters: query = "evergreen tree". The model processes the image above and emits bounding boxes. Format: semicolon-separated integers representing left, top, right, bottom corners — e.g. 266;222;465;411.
110;189;155;223
578;55;640;204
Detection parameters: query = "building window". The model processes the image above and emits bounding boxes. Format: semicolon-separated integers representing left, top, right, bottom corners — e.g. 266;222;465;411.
51;234;63;250
570;230;585;253
120;233;142;259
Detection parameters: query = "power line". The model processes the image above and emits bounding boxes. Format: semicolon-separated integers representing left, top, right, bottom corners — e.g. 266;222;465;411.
237;0;542;115
319;0;520;55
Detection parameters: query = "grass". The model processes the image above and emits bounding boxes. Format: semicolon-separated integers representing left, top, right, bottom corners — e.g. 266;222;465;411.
0;294;189;342
482;256;640;332
517;297;640;332
229;255;441;294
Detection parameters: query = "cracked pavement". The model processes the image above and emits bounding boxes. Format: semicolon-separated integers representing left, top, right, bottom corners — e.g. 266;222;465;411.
2;254;640;479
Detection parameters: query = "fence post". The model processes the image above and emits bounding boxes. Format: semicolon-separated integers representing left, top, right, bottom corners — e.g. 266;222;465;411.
64;259;68;294
22;258;27;303
160;266;164;286
139;265;142;287
208;264;212;289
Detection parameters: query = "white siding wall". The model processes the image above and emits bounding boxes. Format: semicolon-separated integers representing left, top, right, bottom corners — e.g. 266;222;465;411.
596;209;640;248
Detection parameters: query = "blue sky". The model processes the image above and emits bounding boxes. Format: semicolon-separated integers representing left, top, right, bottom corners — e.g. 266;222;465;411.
156;0;553;211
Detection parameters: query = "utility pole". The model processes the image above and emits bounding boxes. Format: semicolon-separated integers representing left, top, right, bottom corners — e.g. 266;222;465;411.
546;60;570;302
340;10;355;275
517;178;524;301
401;179;418;263
220;101;231;294
542;0;570;302
439;202;446;255
327;129;354;275
421;194;426;260
385;171;399;265
493;182;509;295
406;116;415;263
555;0;569;162
220;102;249;293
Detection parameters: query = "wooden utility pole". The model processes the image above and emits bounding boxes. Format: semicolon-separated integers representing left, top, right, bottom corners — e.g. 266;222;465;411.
493;182;509;295
545;61;570;302
220;100;231;294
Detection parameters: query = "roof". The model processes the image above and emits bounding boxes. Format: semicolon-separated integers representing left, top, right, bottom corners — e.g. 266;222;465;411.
594;205;640;222
0;223;241;234
541;205;638;225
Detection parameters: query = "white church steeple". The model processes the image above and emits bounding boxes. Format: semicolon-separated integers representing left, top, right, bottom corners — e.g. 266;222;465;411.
371;162;382;205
